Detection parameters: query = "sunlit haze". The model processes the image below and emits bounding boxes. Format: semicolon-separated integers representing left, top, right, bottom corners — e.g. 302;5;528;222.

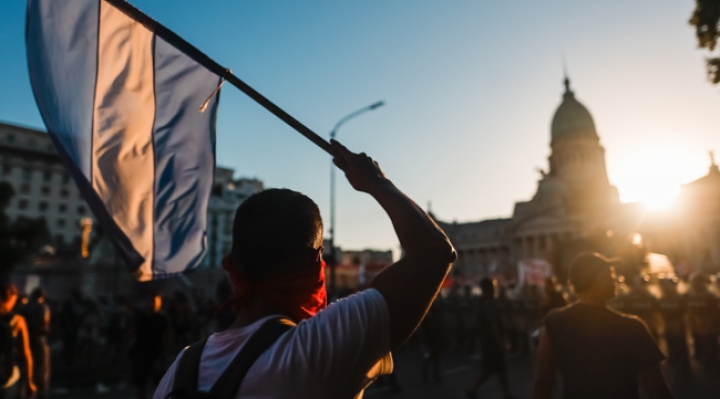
2;0;720;256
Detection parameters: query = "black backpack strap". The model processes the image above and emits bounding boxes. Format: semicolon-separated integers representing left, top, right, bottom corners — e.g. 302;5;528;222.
169;337;209;396
209;317;295;399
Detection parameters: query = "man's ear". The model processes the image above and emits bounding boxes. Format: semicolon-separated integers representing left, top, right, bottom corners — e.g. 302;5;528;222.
316;246;324;262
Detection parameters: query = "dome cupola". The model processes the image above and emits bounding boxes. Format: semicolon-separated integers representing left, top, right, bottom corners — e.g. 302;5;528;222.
551;77;597;143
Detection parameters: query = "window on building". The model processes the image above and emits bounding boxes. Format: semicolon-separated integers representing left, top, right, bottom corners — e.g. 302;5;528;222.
43;170;52;182
20;184;30;194
1;165;10;175
18;200;28;210
60;189;69;198
77;206;85;214
22;168;32;181
57;219;66;228
7;134;15;143
38;201;48;212
62;173;70;184
41;186;50;196
58;204;67;213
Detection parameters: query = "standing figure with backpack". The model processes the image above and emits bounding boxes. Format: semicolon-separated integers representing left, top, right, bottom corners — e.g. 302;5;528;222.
153;140;456;399
0;280;36;399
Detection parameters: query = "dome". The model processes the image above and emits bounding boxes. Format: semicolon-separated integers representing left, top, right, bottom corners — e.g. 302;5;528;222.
551;78;597;142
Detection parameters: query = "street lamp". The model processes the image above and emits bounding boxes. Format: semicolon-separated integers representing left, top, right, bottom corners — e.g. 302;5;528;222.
328;100;384;295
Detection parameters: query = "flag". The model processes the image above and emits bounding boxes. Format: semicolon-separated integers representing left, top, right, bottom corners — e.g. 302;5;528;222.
26;0;222;281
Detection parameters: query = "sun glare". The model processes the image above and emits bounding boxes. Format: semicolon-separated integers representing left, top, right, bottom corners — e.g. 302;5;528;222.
607;136;708;211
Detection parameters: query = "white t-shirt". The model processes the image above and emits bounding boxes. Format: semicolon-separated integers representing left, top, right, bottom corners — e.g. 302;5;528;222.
154;288;393;399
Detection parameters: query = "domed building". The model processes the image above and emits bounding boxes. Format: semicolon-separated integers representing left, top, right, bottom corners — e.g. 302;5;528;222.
438;77;632;283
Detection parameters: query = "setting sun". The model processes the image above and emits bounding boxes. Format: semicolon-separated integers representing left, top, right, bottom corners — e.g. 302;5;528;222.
607;136;709;210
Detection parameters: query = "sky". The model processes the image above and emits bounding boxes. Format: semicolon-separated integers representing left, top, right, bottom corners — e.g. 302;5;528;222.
2;0;720;257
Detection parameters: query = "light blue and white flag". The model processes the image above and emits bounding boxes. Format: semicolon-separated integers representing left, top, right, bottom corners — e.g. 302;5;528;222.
26;0;222;280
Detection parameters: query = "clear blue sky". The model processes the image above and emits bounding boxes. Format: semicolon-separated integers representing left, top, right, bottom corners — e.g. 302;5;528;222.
2;0;719;256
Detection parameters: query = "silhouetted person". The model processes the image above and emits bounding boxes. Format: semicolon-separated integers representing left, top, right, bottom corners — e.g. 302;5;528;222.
465;278;516;399
21;288;50;399
533;252;673;399
687;274;719;367
59;288;86;364
131;294;170;399
153;141;456;398
540;277;567;317
622;275;660;338
657;278;688;367
0;281;35;399
420;298;445;383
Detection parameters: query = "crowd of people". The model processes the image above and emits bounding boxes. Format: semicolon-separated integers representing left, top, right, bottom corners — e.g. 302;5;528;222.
1;270;719;398
0;278;242;399
1;269;719;398
416;273;720;376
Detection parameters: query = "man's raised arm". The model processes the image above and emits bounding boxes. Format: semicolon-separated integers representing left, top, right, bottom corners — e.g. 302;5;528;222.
331;140;457;349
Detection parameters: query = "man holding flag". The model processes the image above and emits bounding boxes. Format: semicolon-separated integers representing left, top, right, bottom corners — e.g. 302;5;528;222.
26;0;456;396
153;140;456;398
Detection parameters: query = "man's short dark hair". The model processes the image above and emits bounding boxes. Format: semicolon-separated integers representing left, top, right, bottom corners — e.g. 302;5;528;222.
569;252;617;294
231;188;323;280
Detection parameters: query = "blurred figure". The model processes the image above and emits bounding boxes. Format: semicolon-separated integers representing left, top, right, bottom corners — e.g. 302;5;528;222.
419;297;445;383
621;274;660;338
130;294;170;399
447;285;468;352
540;277;567;317
0;281;35;399
21;288;50;399
533;253;672;399
657;278;689;367
59;289;86;364
107;296;132;361
465;278;516;399
687;274;719;367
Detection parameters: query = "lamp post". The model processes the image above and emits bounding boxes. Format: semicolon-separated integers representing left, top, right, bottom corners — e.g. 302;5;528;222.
328;101;384;296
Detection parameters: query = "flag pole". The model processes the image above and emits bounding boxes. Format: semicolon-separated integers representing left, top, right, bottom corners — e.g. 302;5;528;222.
105;0;332;154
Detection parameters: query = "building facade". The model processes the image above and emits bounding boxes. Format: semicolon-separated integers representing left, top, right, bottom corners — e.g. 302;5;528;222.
0;122;91;245
438;78;639;283
1;121;264;277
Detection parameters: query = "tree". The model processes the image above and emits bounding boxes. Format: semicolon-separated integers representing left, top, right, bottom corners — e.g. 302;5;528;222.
690;0;720;84
0;182;51;273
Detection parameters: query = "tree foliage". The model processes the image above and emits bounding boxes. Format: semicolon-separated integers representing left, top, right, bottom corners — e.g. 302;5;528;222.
690;0;720;84
0;182;51;273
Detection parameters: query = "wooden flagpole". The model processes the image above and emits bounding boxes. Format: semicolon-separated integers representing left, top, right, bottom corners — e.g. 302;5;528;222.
105;0;333;154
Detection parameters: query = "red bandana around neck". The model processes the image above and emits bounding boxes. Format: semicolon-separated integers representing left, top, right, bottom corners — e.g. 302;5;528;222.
223;259;328;323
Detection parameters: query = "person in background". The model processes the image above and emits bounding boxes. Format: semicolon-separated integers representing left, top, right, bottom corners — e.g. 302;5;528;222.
533;252;673;399
21;288;51;399
686;274;719;367
0;280;35;399
419;297;445;383
465;278;516;399
540;277;567;318
130;294;170;399
657;278;688;367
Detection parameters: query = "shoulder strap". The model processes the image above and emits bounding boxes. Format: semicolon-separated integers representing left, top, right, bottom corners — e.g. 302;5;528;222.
209;317;295;399
171;337;209;393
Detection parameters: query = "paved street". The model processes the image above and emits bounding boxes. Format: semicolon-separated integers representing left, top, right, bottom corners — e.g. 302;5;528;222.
52;345;720;399
364;347;720;399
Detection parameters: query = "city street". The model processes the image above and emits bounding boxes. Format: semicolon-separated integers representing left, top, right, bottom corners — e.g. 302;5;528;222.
51;343;720;399
365;347;720;399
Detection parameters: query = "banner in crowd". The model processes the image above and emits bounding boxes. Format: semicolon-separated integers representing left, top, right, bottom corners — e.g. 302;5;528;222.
517;259;553;287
